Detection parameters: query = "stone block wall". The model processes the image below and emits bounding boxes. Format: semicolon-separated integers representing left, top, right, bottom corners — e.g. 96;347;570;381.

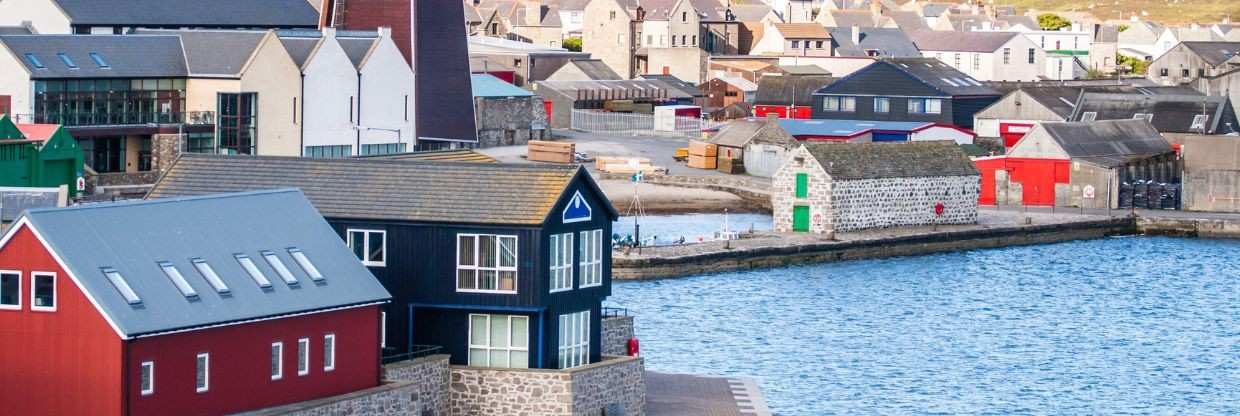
233;381;421;416
475;96;549;148
771;146;834;234
449;355;645;416
601;315;635;356
384;354;451;416
832;175;980;231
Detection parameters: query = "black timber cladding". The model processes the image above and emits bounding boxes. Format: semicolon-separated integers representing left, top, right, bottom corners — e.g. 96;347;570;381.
812;58;1000;128
415;0;479;142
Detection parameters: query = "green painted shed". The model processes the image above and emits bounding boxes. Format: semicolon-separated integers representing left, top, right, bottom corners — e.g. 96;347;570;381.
0;114;85;196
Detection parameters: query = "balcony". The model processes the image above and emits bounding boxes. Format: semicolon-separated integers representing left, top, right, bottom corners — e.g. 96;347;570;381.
11;111;216;127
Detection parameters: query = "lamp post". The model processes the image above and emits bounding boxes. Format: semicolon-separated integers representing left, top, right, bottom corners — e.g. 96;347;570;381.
353;125;405;154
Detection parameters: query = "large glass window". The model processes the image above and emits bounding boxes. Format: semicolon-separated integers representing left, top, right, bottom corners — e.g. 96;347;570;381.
558;311;590;369
218;92;256;155
305;145;351;158
360;143;406;155
822;96;856;112
79;137;125;173
468;314;529;368
579;230;603;288
550;233;573;292
874;97;890;113
347;229;386;267
184;133;216;154
907;98;943;114
32;272;55;311
0;271;19;309
32;78;187;126
456;234;517;293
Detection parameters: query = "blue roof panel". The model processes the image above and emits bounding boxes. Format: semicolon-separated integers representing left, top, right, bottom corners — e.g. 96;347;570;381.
471;74;534;98
775;118;933;137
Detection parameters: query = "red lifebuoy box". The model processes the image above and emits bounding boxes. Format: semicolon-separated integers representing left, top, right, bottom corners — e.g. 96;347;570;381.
627;337;640;357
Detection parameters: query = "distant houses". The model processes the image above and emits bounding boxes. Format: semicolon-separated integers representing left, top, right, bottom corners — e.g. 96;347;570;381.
812;58;1000;129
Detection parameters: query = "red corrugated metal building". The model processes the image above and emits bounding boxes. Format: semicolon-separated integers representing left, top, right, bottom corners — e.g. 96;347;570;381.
0;190;390;415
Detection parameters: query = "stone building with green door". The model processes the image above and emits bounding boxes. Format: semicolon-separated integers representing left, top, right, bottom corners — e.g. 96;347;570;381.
0;114;85;196
772;141;980;234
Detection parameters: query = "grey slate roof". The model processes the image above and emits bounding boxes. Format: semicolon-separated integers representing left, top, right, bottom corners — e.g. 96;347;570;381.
339;36;379;70
1094;25;1119;43
568;59;623;80
755;74;833;106
19;189;390;337
144;29;266;77
710;118;796;148
0;26;32;35
0;34;187;79
1037;120;1173;167
1180;41;1240;66
805;141;980;180
882;58;998;96
640;74;705;98
909;30;1018;53
51;0;319;27
1071;93;1237;134
827;27;921;57
888;11;929;31
147;154;619;225
277;35;320;68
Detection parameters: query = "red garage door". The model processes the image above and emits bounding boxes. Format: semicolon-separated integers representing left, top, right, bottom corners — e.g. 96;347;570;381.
1006;158;1069;206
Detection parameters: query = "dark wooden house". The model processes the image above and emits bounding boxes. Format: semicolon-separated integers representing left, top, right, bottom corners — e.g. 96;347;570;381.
147;154;619;370
811;58;1000;129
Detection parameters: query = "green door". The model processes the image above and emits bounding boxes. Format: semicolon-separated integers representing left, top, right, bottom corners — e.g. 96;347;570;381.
795;173;808;198
793;205;810;232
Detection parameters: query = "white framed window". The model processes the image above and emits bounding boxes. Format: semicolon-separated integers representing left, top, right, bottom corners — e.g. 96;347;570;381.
550;233;574;293
468;314;529;369
380;311;387;348
140;361;155;396
558;311;590;369
873;97;890;113
297;338;310;376
31;272;56;312
579;230;603;288
271;342;283;380
908;98;942;114
822;96;856;112
456;234;518;293
324;334;336;371
972;53;980;70
347;229;386;267
1190;114;1208;130
0;270;20;310
196;353;209;393
1081;112;1097;122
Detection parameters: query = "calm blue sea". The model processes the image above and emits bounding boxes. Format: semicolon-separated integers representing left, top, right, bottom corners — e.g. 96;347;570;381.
610;236;1240;415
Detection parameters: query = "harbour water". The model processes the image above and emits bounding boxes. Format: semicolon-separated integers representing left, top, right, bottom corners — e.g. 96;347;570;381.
610;236;1240;415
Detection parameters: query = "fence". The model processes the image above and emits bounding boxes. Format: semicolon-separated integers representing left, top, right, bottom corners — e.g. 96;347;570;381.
570;109;721;137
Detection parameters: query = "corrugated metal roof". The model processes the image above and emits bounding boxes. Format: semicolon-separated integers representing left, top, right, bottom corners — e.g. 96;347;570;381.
909;30;1019;53
1037;119;1173;167
147;154;618;225
0;34;186;79
52;0;319;27
827;27;922;58
471;73;534;97
805;141;979;180
18;189;391;337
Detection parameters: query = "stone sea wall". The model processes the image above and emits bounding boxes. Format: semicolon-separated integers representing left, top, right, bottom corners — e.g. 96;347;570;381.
601;315;635;356
232;381;421;416
384;354;451;416
449;355;645;416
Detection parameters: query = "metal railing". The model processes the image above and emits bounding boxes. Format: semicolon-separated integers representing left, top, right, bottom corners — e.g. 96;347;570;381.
570;109;722;137
10;111;216;127
381;344;444;364
602;307;630;317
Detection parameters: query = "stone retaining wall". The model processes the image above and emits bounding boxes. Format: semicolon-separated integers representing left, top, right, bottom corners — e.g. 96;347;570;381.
232;381;420;416
614;217;1136;279
449;355;645;416
602;315;635;356
1136;216;1240;238
595;172;772;211
384;354;451;416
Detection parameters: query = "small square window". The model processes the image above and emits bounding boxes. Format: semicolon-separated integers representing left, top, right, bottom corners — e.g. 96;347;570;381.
31;272;56;311
0;271;20;309
347;229;386;267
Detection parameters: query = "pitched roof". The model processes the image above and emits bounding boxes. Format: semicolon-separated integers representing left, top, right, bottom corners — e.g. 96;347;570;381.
14;124;61;142
711;117;797;148
709;74;759;92
805;141;979;180
777;118;936;137
920;3;953;17
1094;25;1119;43
729;4;777;22
276;33;321;67
565;59;623;80
471;73;535;97
773;23;831;39
878;58;997;96
755;74;833;106
640;74;705;98
0;34;187;79
1035;120;1172;167
887;10;929;31
1072;93;1237;134
1179;41;1240;66
338;35;379;69
534;79;695;99
0;26;32;35
827;27;921;57
824;10;884;28
357;149;498;163
14;189;391;338
779;65;832;75
143;29;266;77
909;30;1019;52
147;154;618;225
51;0;319;27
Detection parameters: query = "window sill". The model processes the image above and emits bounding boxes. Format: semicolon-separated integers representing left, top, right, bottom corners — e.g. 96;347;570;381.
549;288;572;294
362;262;386;268
196;388;208;394
579;283;603;289
31;306;56;312
457;289;519;295
0;305;20;311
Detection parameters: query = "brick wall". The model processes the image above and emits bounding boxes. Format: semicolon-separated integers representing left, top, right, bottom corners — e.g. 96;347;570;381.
449;355;645;416
384;354;451;416
601;315;635;356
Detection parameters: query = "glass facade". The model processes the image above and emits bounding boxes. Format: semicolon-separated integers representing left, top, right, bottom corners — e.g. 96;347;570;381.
32;78;194;126
217;92;257;155
79;137;126;173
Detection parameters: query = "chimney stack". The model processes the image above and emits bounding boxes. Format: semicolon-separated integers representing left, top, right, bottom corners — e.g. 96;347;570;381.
378;26;391;38
851;26;860;45
323;27;337;38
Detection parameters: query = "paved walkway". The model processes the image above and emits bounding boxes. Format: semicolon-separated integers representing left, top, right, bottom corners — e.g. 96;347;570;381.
646;372;771;416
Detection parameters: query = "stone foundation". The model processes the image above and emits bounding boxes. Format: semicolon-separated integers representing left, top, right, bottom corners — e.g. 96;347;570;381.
384;354;451;416
232;381;421;416
601;315;635;356
449;355;645;416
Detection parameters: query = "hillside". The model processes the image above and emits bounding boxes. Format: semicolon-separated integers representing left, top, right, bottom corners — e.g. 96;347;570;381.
1000;0;1240;26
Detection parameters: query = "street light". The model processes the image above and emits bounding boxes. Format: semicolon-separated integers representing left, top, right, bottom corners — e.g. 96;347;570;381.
353;125;405;154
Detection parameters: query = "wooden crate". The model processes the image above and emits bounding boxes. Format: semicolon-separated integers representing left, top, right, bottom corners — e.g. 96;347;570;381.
528;140;575;164
717;157;745;174
687;154;717;169
688;140;717;157
595;156;650;170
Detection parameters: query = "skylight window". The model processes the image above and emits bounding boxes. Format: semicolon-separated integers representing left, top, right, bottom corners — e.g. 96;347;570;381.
1081;112;1097;122
191;258;230;294
24;53;44;69
158;262;198;298
262;251;298;285
89;52;110;69
287;248;323;282
236;254;272;289
103;268;141;304
57;53;77;69
941;78;960;87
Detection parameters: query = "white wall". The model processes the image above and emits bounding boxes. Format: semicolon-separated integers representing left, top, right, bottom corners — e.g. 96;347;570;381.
924;37;1042;82
0;0;72;33
358;34;416;153
911;126;974;145
301;32;361;155
0;45;32;115
1007;126;1070;159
